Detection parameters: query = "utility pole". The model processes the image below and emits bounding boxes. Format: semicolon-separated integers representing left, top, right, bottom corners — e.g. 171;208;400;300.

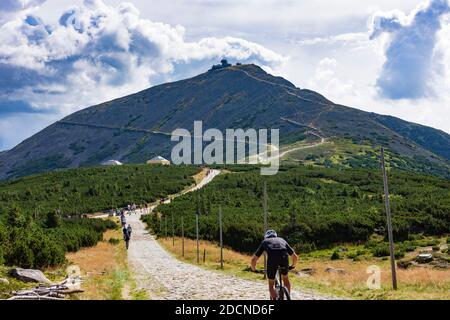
380;148;398;290
181;215;185;257
263;181;268;280
219;206;224;269
196;213;200;264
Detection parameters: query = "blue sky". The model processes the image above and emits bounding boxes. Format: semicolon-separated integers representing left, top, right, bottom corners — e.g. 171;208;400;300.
0;0;449;150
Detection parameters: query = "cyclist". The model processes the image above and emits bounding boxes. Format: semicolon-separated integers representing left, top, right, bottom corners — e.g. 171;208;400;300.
251;230;298;300
120;211;127;227
123;224;132;249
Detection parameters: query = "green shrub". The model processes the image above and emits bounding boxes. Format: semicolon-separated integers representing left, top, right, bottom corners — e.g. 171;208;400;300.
331;250;340;260
372;244;390;257
432;246;440;252
447;237;450;244
108;238;120;245
45;211;62;228
394;249;406;259
0;218;116;268
425;239;440;247
399;241;417;252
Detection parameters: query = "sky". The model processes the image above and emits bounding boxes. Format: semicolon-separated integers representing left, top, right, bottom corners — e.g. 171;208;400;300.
0;0;449;151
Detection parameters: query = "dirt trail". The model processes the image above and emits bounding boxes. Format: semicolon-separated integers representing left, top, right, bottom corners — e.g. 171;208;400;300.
126;171;335;300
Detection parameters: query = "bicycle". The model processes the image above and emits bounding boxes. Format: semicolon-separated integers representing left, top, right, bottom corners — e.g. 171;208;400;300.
254;266;294;300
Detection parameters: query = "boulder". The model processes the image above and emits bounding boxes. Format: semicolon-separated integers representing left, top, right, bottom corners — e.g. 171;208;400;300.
9;268;51;284
300;268;316;275
325;267;346;274
0;278;9;285
415;253;433;264
296;272;311;278
433;263;450;270
397;259;414;269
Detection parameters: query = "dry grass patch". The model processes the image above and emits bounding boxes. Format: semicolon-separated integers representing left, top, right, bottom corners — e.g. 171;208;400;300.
66;224;129;300
158;236;450;300
192;169;208;185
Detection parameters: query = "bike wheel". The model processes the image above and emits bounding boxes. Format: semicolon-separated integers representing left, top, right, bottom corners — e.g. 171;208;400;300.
281;287;291;300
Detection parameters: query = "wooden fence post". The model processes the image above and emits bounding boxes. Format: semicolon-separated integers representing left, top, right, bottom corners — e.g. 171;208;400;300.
219;206;224;269
196;213;200;264
172;212;175;246
181;215;185;257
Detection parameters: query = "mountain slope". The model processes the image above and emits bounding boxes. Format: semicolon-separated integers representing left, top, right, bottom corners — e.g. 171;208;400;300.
0;64;449;179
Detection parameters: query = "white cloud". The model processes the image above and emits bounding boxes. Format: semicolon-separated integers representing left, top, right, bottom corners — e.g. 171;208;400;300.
369;0;450;99
0;0;286;149
1;0;449;151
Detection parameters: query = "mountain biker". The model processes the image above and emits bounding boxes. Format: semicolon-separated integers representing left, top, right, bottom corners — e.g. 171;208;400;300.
120;211;127;227
251;230;298;300
123;224;131;249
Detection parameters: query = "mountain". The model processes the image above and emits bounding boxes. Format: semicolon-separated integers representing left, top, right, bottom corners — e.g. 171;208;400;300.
0;63;449;180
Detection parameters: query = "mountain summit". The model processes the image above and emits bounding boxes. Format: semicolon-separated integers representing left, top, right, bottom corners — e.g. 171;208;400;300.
1;63;449;179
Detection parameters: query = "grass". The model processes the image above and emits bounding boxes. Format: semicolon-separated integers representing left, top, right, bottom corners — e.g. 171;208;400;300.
157;235;450;300
65;218;145;300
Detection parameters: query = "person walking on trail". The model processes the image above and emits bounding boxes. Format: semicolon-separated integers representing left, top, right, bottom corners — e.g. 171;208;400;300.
123;224;132;249
120;211;127;227
251;230;298;300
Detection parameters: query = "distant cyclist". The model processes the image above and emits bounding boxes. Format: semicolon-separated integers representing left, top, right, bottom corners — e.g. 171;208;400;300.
120;211;127;227
123;224;132;249
251;230;298;300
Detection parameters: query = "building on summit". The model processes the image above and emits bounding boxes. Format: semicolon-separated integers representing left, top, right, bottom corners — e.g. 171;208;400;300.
210;59;232;71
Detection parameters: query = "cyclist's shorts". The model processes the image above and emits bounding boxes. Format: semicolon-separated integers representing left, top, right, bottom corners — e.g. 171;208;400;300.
267;251;289;280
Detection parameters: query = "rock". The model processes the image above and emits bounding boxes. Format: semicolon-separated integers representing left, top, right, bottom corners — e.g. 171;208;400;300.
416;253;433;264
9;268;52;284
0;278;9;285
397;259;414;269
300;268;316;275
433;263;450;270
325;267;346;274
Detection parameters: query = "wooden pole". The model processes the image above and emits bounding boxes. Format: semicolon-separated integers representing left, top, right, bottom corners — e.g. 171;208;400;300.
203;249;206;263
380;148;398;290
181;216;185;257
196;213;200;264
263;181;268;280
219;206;224;269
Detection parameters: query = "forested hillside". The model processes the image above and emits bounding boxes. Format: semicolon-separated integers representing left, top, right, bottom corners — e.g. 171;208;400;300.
0;165;199;216
0;165;199;269
144;165;450;255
